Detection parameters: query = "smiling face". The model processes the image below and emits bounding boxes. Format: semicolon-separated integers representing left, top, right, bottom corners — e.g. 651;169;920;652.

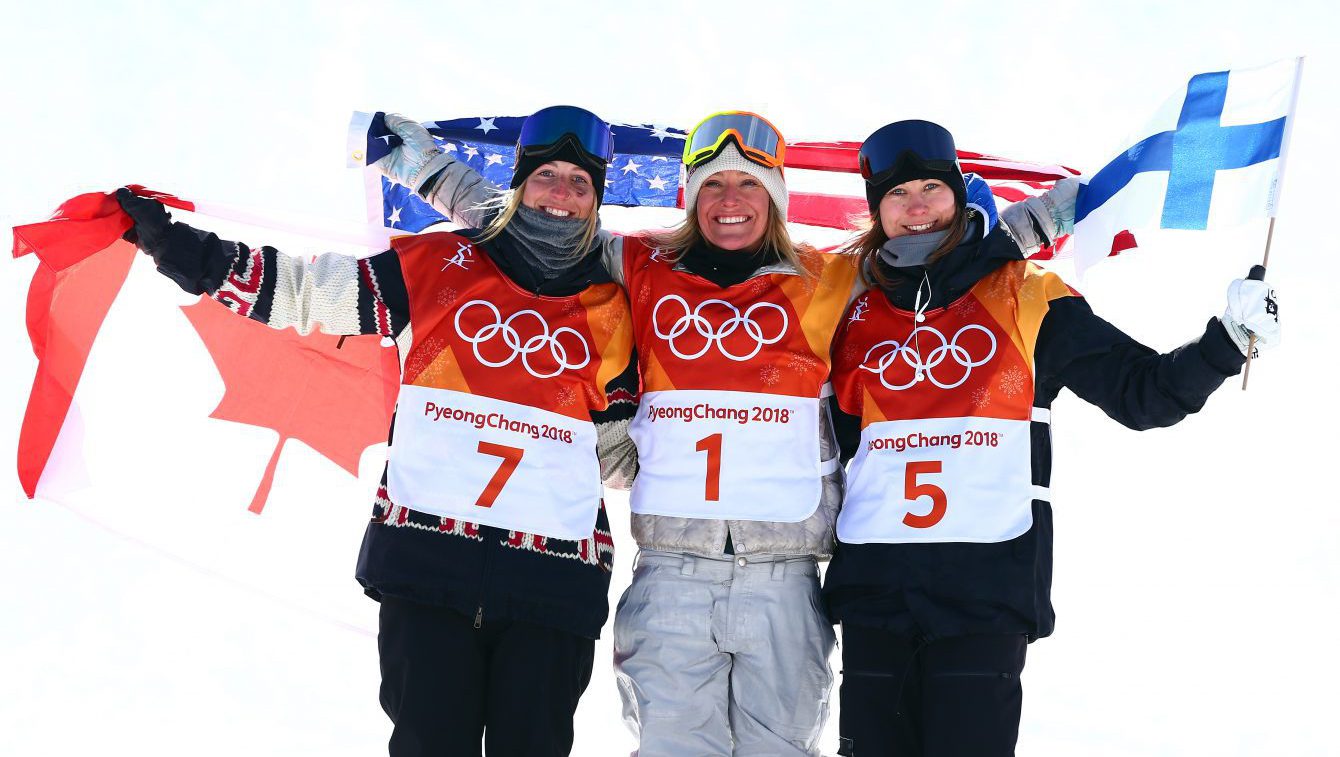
694;169;772;251
878;178;959;238
519;160;596;220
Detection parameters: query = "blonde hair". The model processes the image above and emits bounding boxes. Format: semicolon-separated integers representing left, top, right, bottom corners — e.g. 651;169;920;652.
645;201;818;278
842;207;968;289
474;179;601;258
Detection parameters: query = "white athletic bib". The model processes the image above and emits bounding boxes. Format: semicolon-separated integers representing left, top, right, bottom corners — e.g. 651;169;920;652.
838;414;1045;544
629;388;825;521
386;384;601;540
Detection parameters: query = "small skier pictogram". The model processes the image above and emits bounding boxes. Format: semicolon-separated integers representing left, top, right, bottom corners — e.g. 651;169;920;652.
442;241;475;271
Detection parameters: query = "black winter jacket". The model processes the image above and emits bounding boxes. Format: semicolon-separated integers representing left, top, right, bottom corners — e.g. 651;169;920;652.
822;226;1245;641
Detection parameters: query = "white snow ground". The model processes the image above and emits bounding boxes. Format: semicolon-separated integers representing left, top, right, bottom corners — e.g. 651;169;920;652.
3;2;1338;755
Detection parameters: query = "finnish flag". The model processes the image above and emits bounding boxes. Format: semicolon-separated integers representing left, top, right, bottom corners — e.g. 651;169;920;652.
1073;58;1303;273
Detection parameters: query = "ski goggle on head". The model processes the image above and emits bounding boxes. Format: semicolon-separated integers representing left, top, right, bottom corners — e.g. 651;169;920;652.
517;105;615;165
683;111;786;171
857;119;960;186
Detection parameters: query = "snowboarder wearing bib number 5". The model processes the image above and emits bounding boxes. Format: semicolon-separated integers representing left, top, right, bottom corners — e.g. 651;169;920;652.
823;119;1281;757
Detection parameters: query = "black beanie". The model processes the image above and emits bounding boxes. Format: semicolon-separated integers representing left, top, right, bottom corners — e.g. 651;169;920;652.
510;135;609;206
859;120;966;216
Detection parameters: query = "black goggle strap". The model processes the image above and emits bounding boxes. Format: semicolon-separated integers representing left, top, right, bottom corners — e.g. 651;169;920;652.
862;155;961;188
684;112;783;167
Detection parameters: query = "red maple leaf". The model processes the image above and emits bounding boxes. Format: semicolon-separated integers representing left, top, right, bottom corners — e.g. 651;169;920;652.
181;298;399;513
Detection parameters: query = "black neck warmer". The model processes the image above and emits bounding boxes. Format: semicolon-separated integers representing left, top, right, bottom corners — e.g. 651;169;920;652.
677;239;784;288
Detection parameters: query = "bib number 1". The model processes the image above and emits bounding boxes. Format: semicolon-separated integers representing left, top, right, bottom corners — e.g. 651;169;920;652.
695;433;723;501
902;460;946;528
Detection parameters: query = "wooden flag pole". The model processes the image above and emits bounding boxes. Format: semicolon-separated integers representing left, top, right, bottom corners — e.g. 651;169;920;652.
1241;216;1276;390
1242;57;1303;390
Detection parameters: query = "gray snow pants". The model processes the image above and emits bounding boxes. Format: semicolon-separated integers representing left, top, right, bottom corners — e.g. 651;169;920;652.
614;549;836;756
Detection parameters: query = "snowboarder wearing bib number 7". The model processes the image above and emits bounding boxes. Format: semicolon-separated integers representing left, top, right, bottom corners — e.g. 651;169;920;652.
117;105;638;757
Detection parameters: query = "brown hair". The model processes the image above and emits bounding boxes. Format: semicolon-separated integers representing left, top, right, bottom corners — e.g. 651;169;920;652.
841;206;968;289
644;201;818;278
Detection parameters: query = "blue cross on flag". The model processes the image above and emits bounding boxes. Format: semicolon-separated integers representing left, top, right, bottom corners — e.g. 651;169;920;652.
1072;57;1303;274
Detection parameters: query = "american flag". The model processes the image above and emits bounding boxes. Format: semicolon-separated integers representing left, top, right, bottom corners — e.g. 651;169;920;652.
356;112;1097;259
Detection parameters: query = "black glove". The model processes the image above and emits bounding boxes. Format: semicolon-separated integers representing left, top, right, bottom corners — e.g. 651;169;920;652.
115;187;173;255
114;187;219;295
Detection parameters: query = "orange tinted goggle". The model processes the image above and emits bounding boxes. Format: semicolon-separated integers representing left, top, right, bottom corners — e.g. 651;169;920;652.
683;111;786;171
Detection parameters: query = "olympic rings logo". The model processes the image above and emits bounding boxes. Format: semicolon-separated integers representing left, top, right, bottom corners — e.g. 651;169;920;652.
453;300;590;379
859;324;997;390
651;294;789;362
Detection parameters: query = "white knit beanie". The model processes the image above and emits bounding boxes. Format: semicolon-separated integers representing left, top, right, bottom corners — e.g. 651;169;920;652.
682;143;789;222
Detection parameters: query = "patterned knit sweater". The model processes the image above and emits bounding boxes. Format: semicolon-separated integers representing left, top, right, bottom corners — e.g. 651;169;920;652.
143;218;638;640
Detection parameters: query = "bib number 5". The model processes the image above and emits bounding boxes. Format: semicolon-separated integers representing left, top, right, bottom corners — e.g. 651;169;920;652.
903;460;946;528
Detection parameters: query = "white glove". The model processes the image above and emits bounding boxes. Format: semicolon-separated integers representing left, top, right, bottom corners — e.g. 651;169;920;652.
372;113;455;193
1221;270;1280;357
1000;178;1078;253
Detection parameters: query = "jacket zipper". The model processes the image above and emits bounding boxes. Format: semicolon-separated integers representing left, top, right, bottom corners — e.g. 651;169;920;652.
475;526;494;629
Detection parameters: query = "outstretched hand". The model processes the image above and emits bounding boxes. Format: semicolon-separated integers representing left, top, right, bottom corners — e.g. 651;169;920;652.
115;187;172;254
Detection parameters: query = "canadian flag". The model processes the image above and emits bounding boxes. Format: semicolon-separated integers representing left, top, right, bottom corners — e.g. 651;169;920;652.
12;187;397;634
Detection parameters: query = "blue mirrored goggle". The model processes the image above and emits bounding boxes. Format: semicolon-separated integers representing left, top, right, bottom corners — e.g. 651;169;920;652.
517;105;614;164
858;120;959;184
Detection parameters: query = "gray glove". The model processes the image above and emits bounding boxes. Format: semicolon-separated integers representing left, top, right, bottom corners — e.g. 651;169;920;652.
1000;177;1078;253
372;113;455;194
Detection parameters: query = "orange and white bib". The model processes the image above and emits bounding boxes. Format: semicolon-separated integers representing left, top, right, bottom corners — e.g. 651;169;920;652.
622;237;858;521
386;232;633;540
832;261;1075;544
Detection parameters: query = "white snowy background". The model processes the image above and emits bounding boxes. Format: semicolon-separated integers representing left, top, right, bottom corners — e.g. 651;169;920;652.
2;1;1337;755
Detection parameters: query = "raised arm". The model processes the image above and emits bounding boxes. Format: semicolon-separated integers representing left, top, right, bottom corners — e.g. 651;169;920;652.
117;188;408;338
1000;178;1078;255
1036;270;1277;429
372;114;497;229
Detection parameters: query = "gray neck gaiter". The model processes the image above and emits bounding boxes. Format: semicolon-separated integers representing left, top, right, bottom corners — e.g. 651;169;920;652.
877;228;952;269
501;203;601;281
877;215;984;268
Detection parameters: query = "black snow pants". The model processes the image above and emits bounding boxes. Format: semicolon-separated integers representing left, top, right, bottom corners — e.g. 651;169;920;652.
837;624;1028;757
377;596;595;757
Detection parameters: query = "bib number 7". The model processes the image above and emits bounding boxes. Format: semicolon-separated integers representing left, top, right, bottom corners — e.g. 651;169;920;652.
475;441;525;508
903;460;947;528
